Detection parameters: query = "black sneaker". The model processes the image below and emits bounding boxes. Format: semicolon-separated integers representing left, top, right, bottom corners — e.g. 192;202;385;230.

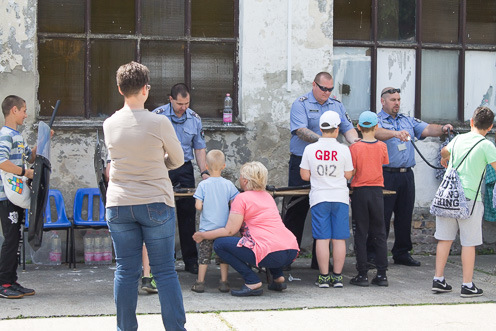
315;274;331;288
10;282;35;296
432;279;452;293
461;283;483;298
371;274;388;287
350;274;369;287
141;277;158;294
330;274;344;288
0;284;24;299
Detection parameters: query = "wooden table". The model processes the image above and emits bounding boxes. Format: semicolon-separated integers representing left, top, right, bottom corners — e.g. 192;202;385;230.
266;189;395;220
174;188;395;219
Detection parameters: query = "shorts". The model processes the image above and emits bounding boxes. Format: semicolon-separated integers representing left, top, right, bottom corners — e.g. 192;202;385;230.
311;201;350;240
435;200;484;246
198;239;225;265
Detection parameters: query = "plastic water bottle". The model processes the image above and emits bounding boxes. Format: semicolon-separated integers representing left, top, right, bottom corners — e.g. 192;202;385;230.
223;93;233;126
102;231;113;264
49;231;62;265
84;231;95;265
94;231;103;265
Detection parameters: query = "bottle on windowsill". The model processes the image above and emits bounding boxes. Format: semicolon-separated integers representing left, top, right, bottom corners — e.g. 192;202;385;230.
223;93;233;126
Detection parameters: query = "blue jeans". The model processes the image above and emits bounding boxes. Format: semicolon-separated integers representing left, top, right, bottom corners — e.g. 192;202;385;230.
106;203;186;331
214;237;298;285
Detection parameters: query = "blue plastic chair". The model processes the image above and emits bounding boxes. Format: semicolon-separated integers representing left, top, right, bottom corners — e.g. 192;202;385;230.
72;188;107;268
22;189;75;270
73;188;106;227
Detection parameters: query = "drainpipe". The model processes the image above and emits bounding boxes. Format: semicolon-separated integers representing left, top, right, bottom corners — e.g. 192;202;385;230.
287;0;292;92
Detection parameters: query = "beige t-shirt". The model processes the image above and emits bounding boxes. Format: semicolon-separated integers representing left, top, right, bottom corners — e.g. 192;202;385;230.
103;108;184;207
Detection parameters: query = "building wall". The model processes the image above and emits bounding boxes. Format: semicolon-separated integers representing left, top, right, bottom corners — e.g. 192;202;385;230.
1;0;495;256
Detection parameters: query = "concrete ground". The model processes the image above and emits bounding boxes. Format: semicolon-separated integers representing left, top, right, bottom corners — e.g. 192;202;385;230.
1;255;495;330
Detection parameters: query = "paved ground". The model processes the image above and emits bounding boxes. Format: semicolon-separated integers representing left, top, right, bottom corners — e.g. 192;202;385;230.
1;255;495;330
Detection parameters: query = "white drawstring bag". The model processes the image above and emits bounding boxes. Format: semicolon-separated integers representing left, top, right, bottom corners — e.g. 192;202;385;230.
430;137;485;220
1;170;31;209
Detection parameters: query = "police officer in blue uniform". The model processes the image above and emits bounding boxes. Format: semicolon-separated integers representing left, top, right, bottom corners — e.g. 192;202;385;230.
285;72;359;269
370;87;453;267
153;83;209;274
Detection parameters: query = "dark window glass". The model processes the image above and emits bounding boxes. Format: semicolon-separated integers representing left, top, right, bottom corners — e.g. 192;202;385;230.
38;1;85;33
378;0;416;41
141;0;184;36
91;0;135;34
38;1;238;119
422;0;459;44
192;0;235;38
38;39;85;116
191;43;235;118
90;40;136;117
141;41;185;111
334;0;371;41
467;0;496;44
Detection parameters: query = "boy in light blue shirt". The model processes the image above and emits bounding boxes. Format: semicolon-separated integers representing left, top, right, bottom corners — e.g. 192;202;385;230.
192;150;238;293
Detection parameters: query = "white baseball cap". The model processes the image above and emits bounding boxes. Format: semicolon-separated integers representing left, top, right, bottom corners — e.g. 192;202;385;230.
319;111;341;129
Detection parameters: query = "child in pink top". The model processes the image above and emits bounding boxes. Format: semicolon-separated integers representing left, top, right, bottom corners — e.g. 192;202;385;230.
193;162;299;297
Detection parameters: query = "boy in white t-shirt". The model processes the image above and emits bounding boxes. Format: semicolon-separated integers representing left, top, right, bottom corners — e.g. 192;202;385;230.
300;111;354;288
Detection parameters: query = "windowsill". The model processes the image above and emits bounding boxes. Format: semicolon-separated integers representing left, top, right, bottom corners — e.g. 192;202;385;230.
201;119;246;132
33;117;247;132
33;117;106;130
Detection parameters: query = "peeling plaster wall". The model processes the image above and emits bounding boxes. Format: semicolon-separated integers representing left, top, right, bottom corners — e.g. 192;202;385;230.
0;0;37;130
232;0;334;187
2;1;495;255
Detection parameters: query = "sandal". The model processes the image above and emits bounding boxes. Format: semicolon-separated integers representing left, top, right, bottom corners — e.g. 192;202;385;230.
268;281;287;291
218;281;230;293
191;281;205;293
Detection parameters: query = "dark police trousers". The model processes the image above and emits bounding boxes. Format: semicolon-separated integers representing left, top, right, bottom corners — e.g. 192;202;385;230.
367;169;415;260
168;161;198;266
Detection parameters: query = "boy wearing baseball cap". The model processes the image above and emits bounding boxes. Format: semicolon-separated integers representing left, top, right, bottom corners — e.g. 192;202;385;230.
300;111;354;288
349;111;390;287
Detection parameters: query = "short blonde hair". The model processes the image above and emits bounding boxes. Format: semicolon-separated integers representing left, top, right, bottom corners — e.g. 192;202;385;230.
206;149;225;171
240;161;268;191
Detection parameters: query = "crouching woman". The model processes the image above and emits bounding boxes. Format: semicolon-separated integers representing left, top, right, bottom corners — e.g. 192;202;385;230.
193;161;299;296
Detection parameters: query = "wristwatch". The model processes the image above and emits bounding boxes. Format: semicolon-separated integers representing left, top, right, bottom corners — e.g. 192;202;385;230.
200;170;210;176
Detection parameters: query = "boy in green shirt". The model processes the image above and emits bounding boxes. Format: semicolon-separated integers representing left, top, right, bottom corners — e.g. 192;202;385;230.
432;106;496;297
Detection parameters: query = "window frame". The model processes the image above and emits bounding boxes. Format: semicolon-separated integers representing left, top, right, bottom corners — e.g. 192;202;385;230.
334;0;496;122
37;0;240;120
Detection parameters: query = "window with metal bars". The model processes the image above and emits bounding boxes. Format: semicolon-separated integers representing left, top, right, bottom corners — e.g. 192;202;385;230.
37;0;239;120
333;0;496;122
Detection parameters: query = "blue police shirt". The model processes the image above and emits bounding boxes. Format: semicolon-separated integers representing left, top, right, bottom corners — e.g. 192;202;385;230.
377;110;428;168
152;104;206;162
289;91;354;156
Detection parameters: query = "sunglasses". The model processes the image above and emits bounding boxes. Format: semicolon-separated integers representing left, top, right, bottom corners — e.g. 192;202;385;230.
315;81;334;93
381;88;400;96
146;84;151;91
